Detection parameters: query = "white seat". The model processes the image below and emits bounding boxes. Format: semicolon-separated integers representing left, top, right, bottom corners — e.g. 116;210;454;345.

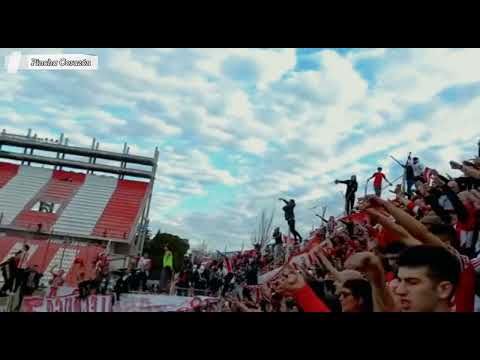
52;174;118;236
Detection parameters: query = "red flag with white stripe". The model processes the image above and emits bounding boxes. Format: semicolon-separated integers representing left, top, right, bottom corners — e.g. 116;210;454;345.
224;257;233;273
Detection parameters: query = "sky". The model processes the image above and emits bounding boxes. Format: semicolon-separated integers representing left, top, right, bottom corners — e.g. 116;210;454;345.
1;48;480;251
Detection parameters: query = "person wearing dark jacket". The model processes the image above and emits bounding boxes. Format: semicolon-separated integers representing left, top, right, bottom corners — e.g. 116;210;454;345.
21;265;43;296
335;175;358;215
279;198;303;242
0;251;22;296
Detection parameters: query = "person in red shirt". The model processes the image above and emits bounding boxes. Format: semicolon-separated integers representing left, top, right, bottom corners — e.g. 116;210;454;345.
368;167;392;198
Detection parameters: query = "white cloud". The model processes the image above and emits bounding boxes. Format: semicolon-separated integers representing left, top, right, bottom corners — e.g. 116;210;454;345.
88;109;127;127
140;114;182;136
239;137;268;155
347;48;387;62
4;48;480;250
197;48;296;89
108;49;159;84
375;48;480;105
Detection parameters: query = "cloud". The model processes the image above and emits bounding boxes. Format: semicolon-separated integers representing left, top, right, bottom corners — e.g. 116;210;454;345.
140;114;182;136
3;48;480;251
238;137;268;155
347;48;387;62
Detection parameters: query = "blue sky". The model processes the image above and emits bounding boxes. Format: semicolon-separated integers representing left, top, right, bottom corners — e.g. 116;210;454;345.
1;48;480;251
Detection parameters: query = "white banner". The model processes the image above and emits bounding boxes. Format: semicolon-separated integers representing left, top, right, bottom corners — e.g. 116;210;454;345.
113;293;218;312
22;293;113;312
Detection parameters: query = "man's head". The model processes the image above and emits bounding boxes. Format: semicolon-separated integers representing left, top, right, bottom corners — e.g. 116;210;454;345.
289;199;295;205
164;245;170;251
377;167;382;172
413;157;419;164
395;245;459;312
351;175;357;181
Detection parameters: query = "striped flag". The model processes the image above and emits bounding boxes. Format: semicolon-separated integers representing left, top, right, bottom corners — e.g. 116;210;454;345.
224;257;233;273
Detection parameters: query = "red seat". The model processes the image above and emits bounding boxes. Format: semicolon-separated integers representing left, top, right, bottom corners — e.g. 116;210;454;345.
0;162;19;189
91;179;149;240
12;169;86;232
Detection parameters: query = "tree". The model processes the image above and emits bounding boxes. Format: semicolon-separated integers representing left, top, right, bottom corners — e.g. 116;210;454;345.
251;208;275;253
144;231;190;273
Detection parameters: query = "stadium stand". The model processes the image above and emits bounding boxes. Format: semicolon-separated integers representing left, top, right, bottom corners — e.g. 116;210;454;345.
0;166;52;225
52;175;118;237
0;162;19;189
0;129;158;287
12;170;86;232
91;179;149;240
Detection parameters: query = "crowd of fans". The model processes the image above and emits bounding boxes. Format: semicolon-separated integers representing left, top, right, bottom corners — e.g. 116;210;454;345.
2;141;480;312
187;142;480;312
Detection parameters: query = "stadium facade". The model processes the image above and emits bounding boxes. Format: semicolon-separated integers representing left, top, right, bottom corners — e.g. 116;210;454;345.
0;129;157;286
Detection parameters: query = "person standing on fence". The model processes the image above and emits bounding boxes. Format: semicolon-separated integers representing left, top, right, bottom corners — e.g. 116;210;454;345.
335;175;358;215
279;198;303;242
368;167;392;197
160;245;174;294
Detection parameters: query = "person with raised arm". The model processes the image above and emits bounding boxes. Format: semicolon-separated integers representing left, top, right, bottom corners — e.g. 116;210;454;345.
335;175;358;215
345;251;397;312
368;167;392;198
362;196;476;312
269;263;330;312
278;198;303;242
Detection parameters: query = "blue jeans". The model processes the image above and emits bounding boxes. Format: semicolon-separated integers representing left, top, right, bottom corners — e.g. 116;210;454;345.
407;179;416;198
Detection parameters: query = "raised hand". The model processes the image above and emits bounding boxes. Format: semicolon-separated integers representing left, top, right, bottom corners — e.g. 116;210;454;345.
269;264;306;296
344;252;381;274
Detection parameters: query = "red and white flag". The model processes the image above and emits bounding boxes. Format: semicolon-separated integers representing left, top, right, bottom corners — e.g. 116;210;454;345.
224;257;233;273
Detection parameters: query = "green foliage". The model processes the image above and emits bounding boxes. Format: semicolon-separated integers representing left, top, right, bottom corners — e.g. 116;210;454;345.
144;231;189;272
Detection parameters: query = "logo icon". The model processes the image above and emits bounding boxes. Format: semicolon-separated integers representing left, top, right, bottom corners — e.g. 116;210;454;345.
6;51;22;74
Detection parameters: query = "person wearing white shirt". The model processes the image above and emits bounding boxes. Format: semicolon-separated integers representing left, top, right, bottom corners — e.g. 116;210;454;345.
137;253;151;292
411;157;424;179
